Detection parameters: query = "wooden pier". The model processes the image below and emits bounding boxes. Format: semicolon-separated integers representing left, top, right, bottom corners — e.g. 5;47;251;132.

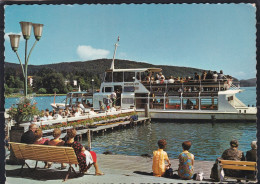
44;117;151;140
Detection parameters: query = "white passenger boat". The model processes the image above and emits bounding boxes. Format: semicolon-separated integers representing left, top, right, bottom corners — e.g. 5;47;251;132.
91;38;256;121
53;38;256;121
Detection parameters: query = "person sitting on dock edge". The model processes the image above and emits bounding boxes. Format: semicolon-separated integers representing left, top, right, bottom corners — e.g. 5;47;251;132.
178;141;194;180
152;139;171;177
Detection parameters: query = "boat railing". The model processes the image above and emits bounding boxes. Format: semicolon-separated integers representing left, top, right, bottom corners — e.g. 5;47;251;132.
141;78;239;93
135;95;218;111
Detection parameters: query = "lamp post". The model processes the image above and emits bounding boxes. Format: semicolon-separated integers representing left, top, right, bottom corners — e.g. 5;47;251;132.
91;79;94;94
9;21;44;97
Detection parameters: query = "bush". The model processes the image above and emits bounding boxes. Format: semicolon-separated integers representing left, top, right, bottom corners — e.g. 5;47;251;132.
38;88;47;94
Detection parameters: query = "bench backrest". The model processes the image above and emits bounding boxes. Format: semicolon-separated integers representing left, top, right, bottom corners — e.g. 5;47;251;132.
220;160;257;171
9;142;78;164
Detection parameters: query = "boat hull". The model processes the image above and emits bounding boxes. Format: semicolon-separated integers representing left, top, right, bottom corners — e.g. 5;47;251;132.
136;109;256;121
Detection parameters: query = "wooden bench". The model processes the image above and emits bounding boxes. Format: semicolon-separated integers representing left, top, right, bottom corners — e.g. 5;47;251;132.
219;160;257;182
9;142;80;181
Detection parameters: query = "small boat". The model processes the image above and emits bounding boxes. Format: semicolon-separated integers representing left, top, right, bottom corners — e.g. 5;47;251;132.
51;91;93;112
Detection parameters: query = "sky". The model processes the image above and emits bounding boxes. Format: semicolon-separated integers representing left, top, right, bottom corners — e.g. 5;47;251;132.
4;4;256;80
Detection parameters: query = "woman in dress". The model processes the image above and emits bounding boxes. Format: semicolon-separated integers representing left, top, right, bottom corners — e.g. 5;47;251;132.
152;139;171;177
64;128;104;175
178;141;194;180
47;128;66;169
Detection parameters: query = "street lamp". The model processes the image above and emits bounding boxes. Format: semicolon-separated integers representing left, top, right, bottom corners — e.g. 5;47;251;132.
91;79;94;94
9;21;44;96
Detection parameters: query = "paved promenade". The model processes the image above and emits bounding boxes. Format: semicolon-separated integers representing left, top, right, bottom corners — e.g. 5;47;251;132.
6;154;239;184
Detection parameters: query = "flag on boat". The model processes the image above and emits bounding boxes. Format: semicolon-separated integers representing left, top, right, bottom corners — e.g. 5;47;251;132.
117;36;120;42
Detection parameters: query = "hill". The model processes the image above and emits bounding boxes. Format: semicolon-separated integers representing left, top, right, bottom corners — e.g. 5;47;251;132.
240;78;256;87
5;59;206;78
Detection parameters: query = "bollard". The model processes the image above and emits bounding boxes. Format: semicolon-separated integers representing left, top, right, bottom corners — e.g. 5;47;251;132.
144;103;150;118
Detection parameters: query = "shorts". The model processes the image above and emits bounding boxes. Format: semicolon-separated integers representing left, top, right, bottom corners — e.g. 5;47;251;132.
90;151;97;163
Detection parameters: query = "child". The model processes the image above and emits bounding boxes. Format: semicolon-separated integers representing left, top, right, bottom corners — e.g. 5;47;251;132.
152;139;171;177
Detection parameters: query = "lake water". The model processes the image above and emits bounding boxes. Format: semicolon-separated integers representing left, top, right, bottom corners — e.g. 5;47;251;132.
5;87;257;161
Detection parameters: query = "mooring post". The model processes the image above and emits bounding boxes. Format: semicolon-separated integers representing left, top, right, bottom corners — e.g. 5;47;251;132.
88;129;91;149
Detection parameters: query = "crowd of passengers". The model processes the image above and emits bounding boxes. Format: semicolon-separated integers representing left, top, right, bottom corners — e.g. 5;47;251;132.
142;70;233;85
35;101;119;122
17;125;256;181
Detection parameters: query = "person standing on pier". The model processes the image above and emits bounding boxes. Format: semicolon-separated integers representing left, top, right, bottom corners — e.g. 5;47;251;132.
111;91;117;107
104;95;112;110
152;139;171;177
21;124;38;144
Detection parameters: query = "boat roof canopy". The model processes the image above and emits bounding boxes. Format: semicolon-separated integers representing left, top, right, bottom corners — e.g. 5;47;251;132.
106;68;162;73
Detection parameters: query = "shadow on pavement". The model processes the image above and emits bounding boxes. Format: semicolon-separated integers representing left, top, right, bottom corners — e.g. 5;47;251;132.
6;168;83;181
133;171;153;176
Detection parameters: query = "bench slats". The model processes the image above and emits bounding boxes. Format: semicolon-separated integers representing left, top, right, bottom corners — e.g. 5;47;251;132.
221;160;256;166
9;142;78;164
221;165;256;171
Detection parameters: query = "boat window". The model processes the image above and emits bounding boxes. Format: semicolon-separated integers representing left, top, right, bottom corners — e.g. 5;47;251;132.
124;86;135;92
201;98;218;110
105;72;112;82
165;99;181;110
122;98;134;104
149;97;164;109
182;98;199;110
105;87;112;92
113;72;123;82
124;72;135;82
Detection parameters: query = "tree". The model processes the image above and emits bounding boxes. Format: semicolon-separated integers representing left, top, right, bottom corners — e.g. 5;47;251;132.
4;84;13;95
38;88;47;94
42;73;66;94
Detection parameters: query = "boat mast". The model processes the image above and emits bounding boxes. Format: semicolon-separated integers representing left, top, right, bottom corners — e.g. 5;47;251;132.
110;36;120;71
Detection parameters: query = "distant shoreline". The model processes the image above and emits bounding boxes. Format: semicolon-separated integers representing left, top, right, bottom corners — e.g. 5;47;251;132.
5;94;66;98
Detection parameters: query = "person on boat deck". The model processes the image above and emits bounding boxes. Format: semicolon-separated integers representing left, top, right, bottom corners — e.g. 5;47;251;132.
47;128;66;169
212;71;218;82
217;70;224;81
110;91;117;106
152;139;171;177
194;72;200;82
104;95;112;110
178;141;194;180
77;103;84;114
168;76;174;84
21;124;38;144
54;109;63;120
221;139;245;178
159;72;165;83
201;71;207;81
74;109;81;117
89;108;97;115
244;141;257;180
39;110;47;121
64;128;104;175
47;112;53;120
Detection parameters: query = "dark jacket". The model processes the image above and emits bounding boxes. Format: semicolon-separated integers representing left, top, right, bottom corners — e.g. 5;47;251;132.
246;149;257;162
21;130;35;144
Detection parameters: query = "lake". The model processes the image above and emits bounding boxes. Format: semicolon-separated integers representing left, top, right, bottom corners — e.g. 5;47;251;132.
5;87;257;161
